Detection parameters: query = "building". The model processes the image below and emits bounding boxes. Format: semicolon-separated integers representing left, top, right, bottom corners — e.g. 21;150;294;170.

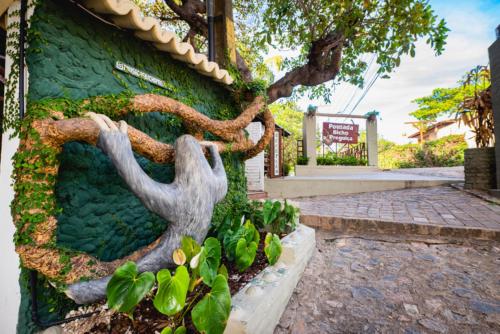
407;119;477;147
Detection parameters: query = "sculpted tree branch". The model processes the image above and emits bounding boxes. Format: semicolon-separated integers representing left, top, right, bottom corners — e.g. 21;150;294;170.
15;93;274;303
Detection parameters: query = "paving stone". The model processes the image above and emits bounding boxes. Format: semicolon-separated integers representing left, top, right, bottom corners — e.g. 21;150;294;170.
351;286;384;301
294;186;500;234
469;299;500;314
404;303;420;317
418;318;448;333
276;231;500;334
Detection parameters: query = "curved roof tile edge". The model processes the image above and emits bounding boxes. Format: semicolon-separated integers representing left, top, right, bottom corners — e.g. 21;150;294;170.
82;0;234;85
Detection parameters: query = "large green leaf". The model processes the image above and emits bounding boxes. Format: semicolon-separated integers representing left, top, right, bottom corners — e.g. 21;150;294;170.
200;237;221;286
181;236;201;262
235;238;257;272
153;266;190;316
243;221;260;245
191;275;231;334
263;200;281;226
223;227;245;261
106;261;155;314
264;233;282;265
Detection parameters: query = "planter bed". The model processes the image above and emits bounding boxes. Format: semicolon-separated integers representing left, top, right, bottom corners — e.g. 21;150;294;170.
51;224;315;334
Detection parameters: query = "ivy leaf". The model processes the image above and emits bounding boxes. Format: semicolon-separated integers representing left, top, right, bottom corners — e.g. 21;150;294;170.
181;236;201;262
199;237;221;286
192;275;231;334
106;261;154;315
153;266;190;316
235;238;257;272
264;233;282;265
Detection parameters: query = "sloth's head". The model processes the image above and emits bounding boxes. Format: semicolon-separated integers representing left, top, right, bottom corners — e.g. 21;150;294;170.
174;135;212;179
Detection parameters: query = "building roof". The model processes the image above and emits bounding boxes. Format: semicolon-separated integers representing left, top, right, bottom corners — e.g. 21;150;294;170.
0;0;233;85
82;0;233;85
407;119;456;139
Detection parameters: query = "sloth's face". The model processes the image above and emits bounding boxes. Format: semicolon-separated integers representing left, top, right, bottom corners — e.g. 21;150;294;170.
174;135;211;174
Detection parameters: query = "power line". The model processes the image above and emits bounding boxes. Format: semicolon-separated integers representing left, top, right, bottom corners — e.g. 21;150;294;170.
346;70;381;117
339;54;376;114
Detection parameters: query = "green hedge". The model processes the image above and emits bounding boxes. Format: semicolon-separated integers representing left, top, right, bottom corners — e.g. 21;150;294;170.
317;153;367;166
379;134;467;169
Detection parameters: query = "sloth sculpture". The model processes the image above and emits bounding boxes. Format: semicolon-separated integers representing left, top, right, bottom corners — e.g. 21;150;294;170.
66;113;228;304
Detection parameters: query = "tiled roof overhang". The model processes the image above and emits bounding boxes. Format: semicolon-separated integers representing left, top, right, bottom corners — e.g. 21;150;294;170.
81;0;234;85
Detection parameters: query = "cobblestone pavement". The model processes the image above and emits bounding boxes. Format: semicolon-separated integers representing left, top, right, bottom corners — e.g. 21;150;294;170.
294;186;500;231
275;231;500;334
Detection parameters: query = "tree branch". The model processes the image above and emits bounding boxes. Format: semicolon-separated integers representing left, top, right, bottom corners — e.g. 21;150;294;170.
267;33;345;103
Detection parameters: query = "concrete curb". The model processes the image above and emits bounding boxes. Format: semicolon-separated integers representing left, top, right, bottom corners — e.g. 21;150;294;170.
224;224;316;334
300;215;500;241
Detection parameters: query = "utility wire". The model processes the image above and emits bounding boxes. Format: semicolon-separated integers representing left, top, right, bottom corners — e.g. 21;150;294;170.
339;54;376;114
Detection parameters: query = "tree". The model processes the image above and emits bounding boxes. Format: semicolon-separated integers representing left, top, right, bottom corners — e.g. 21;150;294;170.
410;66;493;147
134;0;448;103
269;101;303;169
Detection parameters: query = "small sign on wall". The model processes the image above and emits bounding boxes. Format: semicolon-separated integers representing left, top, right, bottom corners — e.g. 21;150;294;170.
322;122;359;144
115;61;170;90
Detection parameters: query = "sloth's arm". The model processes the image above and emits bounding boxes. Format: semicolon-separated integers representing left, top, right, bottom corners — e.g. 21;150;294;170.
88;113;177;215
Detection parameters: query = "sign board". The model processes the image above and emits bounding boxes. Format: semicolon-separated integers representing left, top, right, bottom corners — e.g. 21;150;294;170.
115;61;170;90
322;122;359;144
273;130;280;176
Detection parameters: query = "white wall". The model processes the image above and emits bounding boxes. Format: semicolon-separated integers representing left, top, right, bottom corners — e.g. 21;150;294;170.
245;122;265;192
0;1;31;332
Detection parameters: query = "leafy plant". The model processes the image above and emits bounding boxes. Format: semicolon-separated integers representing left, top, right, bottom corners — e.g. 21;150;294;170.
153;266;190;316
262;200;299;234
235;237;258;272
297;156;309;165
161;326;186;334
191;275;231;334
264;233;282;265
199;237;222;286
317;154;367;166
181;236;201;263
106;261;155;316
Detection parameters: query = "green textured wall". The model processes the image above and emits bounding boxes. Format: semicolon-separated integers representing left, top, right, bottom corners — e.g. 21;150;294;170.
18;0;246;332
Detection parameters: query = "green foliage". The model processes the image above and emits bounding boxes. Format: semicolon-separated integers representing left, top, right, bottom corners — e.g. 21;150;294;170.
270;102;304;170
235;238;258;272
106;234;231;332
378;135;467;169
261;200;299;235
199;238;222;287
181;236;201;263
296;156;309;165
252;0;448;100
161;326;186;334
317;153;367;166
222;220;259;268
106;261;155;315
191;275;232;334
264;233;282;265
153;266;190;316
410;67;491;121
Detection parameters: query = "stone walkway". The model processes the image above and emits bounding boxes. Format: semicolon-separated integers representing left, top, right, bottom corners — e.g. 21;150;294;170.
295;186;500;232
275;231;500;334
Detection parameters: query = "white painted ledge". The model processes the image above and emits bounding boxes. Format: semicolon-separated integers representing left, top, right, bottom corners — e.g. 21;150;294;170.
224;224;316;334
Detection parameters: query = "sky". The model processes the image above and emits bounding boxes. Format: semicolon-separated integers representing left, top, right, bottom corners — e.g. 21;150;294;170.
285;0;500;144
